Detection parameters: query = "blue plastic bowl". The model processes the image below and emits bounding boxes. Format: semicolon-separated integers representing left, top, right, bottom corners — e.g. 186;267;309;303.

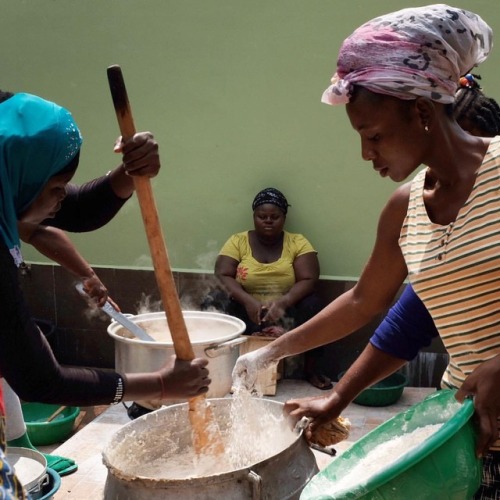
39;467;61;500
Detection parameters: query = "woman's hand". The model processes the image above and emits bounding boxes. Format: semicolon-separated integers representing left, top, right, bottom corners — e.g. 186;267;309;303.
284;392;341;440
81;273;110;308
160;357;210;399
114;132;160;178
232;349;278;392
456;354;500;457
243;297;264;325
262;299;287;323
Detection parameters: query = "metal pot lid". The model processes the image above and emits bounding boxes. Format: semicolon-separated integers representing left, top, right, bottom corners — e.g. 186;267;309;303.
108;311;246;346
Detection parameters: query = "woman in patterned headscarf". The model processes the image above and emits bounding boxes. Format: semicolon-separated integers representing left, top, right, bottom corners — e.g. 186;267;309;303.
321;4;492;106
233;5;499;497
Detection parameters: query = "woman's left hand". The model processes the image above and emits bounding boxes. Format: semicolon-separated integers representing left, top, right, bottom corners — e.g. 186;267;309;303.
114;132;160;178
81;273;110;308
456;354;500;457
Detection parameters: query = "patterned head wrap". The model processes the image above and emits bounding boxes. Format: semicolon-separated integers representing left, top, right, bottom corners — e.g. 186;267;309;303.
252;187;290;214
0;93;82;265
321;4;493;106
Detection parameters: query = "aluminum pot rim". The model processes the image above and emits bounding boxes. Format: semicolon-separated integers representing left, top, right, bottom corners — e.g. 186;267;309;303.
107;311;246;347
102;398;305;485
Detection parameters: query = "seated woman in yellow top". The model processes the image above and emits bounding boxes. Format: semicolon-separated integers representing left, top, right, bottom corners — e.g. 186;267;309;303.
213;187;332;389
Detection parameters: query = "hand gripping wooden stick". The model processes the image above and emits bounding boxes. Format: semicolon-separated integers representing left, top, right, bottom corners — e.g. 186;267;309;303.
107;65;223;455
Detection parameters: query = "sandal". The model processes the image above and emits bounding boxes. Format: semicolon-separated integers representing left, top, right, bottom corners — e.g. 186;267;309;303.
44;454;78;476
307;373;333;390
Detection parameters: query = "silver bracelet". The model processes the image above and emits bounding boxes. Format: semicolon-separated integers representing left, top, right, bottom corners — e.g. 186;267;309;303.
112;376;124;405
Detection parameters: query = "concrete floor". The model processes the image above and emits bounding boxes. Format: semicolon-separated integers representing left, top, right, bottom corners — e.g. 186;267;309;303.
43;380;435;499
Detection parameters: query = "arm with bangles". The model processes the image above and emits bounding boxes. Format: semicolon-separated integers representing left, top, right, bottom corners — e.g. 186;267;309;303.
0;241;209;407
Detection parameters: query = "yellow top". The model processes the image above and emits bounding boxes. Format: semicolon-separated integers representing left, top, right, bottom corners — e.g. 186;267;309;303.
219;231;316;302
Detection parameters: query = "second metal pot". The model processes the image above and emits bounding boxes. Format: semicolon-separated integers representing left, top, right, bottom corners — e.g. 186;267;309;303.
107;311;246;408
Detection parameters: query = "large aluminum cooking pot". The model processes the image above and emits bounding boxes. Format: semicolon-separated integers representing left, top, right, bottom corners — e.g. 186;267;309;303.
102;398;319;499
107;311;246;408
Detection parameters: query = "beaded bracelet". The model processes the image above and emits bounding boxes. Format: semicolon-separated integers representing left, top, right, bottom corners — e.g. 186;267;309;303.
112;376;124;405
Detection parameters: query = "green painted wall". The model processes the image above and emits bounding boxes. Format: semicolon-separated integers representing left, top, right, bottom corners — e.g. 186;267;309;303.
5;1;500;278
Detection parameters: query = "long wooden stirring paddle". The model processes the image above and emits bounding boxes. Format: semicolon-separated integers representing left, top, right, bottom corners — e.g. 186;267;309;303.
107;65;223;455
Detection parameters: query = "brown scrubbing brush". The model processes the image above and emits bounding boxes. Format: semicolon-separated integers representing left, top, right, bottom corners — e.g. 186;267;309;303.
307;415;351;447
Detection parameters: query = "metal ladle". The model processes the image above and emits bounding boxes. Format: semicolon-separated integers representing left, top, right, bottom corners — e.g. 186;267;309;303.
75;283;155;342
101;301;155;342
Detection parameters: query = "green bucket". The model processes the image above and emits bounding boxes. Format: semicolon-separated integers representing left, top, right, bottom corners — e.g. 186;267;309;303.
301;390;481;499
337;371;407;407
22;403;80;446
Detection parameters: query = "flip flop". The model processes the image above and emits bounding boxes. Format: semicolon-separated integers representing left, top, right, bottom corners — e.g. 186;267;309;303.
44;454;78;476
307;373;333;390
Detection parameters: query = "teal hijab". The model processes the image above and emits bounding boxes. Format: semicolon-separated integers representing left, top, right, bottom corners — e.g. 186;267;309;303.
0;93;82;266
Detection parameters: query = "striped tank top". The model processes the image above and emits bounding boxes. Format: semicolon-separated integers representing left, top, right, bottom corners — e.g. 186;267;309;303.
400;136;500;451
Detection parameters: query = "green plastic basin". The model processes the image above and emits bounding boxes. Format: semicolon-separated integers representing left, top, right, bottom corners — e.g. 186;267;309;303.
22;403;80;446
301;390;481;499
338;371;407;407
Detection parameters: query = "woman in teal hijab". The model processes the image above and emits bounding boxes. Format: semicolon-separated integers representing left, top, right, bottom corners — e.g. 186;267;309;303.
0;92;82;266
0;92;83;498
0;92;210;498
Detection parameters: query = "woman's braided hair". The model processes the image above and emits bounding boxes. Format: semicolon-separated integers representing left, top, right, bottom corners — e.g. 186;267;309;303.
454;74;500;136
0;90;14;103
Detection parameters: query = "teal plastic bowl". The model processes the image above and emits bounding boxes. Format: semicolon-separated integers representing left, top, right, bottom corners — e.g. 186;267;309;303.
39;467;61;500
338;371;407;406
301;390;481;499
22;403;80;446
